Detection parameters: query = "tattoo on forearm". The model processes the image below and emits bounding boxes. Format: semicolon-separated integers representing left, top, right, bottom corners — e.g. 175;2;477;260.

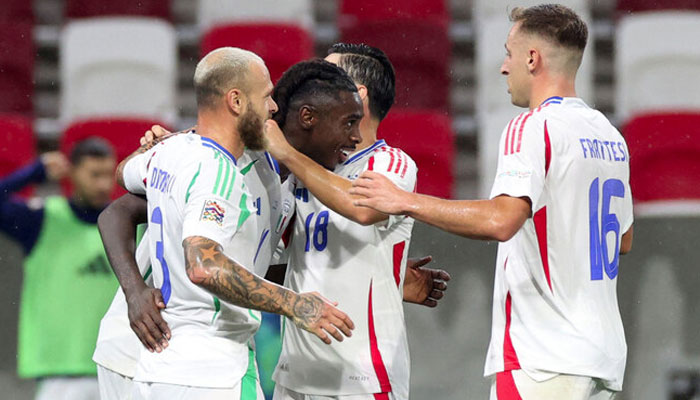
183;237;324;328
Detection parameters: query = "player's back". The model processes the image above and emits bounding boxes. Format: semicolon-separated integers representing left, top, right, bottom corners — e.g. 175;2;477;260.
485;97;633;391
129;133;262;387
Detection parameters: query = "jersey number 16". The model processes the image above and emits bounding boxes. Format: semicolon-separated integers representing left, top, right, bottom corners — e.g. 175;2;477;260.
588;178;624;281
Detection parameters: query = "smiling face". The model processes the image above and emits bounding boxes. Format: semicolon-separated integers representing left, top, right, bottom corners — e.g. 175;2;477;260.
305;90;364;170
500;22;533;108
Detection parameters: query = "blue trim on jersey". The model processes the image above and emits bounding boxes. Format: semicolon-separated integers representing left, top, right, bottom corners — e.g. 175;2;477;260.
253;229;270;265
264;152;281;175
541;96;563;106
344;140;387;166
201;137;237;165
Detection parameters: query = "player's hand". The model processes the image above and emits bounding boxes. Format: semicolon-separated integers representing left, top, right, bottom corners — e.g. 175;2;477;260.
403;256;451;307
139;125;177;150
291;291;355;345
350;171;412;215
263;120;293;161
126;286;171;353
40;151;70;181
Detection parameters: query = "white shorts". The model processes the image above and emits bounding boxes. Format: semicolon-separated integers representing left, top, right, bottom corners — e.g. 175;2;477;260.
132;379;265;400
489;370;618;400
35;376;99;400
97;365;134;400
273;384;396;400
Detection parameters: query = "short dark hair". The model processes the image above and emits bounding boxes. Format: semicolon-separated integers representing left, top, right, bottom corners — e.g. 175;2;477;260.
272;59;358;129
70;137;115;165
327;43;395;121
510;4;588;52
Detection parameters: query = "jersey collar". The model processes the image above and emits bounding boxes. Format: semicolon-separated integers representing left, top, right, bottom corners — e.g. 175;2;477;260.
343;140;387;166
540;96;563;106
200;137;237;165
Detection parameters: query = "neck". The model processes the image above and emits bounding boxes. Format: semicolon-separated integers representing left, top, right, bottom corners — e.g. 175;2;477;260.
196;108;245;159
356;116;380;151
528;74;577;110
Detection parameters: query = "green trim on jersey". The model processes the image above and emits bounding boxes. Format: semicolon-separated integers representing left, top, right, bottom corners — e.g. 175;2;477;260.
185;162;202;203
143;266;153;281
213;153;225;195
220;159;231;196
248;309;261;323
212;151;239;200
240;159;258;175
237;192;251;229
241;345;259;399
224;168;238;200
211;297;221;323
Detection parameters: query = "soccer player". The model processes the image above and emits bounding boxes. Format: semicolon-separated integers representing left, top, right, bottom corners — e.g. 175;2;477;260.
115;48;354;400
0;139;117;400
93;58;448;400
350;5;634;399
264;44;426;400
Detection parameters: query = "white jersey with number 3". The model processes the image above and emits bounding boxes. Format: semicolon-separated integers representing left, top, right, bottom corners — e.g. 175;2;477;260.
122;133;268;388
93;145;294;387
484;97;634;391
273;140;417;399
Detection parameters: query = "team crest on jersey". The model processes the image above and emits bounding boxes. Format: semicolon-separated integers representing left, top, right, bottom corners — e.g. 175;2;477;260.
201;200;225;226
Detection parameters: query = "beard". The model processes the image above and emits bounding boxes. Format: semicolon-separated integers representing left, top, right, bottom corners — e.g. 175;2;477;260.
239;104;265;151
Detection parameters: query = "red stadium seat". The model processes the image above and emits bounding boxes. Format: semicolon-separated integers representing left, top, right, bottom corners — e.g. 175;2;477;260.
201;23;314;84
624;113;700;203
617;0;700;14
378;110;455;198
341;20;451;111
60;118;168;198
66;0;171;19
0;0;34;22
0;114;35;197
0;23;34;114
339;0;448;27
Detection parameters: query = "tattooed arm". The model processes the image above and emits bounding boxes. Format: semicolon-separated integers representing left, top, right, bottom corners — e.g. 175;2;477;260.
183;236;354;344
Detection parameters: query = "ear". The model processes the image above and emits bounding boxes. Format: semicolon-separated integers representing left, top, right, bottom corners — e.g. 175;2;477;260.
298;105;317;130
225;88;245;115
527;48;540;73
357;85;369;102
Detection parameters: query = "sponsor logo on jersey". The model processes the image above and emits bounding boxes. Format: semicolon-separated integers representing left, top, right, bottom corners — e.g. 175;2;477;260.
201;200;225;226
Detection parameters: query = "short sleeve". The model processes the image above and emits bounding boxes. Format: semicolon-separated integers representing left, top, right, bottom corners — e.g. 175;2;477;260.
364;147;418;228
181;153;249;246
123;151;156;195
489;113;546;213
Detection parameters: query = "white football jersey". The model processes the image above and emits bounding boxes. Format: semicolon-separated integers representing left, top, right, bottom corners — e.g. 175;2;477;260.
483;97;634;391
94;146;295;382
121;133;283;388
273;140;417;399
92;237;151;377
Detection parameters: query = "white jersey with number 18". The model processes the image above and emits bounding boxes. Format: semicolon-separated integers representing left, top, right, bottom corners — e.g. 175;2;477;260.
484;97;634;391
274;140;417;399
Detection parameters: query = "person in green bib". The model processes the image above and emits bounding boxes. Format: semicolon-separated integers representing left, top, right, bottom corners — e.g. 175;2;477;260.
0;137;118;400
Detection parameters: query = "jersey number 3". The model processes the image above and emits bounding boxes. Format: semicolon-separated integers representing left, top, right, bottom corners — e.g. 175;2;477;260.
151;207;172;304
588;178;624;281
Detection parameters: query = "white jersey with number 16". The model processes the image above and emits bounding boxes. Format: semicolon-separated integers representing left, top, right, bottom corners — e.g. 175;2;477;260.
484;97;633;391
